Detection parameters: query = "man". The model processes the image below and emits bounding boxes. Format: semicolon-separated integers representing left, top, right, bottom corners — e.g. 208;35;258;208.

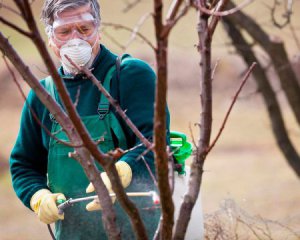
10;0;170;239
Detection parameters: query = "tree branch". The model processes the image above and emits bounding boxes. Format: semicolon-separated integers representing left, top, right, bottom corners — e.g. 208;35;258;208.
0;2;21;16
105;163;149;240
196;0;253;16
122;0;142;13
270;0;293;29
102;29;126;51
125;13;153;50
153;0;174;239
208;0;229;38
102;22;156;51
166;0;185;22
174;0;211;237
0;16;32;38
161;1;191;38
207;62;256;154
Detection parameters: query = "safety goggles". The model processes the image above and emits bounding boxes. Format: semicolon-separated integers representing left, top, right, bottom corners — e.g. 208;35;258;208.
49;13;99;43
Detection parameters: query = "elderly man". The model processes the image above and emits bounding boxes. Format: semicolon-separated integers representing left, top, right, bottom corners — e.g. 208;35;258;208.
10;0;169;239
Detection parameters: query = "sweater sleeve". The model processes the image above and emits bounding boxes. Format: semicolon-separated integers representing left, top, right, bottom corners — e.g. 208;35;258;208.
117;57;170;185
10;89;49;209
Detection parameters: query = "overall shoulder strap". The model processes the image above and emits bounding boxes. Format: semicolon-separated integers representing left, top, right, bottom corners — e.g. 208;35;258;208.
98;56;128;149
97;65;116;119
98;55;129;119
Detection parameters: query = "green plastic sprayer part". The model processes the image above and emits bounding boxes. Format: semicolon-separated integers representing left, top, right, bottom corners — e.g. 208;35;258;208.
56;199;65;205
170;131;192;175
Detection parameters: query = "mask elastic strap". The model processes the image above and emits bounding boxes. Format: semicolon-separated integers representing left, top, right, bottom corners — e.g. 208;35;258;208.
90;32;99;50
50;38;60;52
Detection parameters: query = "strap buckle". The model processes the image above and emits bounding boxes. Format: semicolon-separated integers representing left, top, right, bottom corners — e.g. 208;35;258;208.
97;103;109;119
49;113;58;123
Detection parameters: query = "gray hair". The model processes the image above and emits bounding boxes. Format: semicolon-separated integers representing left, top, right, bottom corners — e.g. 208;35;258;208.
41;0;100;35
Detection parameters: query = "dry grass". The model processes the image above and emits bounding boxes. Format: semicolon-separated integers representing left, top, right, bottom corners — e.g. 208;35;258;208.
204;199;300;240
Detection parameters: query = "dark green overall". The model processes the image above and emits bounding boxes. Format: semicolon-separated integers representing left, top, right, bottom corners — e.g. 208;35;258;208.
45;64;160;240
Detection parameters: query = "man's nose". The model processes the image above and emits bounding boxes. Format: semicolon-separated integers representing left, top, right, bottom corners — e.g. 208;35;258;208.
70;28;81;39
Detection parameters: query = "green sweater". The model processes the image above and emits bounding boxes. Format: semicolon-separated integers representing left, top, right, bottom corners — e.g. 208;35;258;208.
10;44;170;209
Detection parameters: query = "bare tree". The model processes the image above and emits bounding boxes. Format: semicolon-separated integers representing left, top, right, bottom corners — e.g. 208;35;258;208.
172;1;257;238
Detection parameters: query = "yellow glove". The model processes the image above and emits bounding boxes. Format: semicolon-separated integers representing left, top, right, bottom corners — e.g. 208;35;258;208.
86;161;132;211
30;189;66;224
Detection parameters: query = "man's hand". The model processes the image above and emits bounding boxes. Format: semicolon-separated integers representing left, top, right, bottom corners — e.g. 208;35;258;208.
30;189;66;224
85;161;132;211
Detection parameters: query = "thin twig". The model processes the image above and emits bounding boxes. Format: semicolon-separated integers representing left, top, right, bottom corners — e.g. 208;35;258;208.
125;12;152;49
0;16;32;38
197;0;253;17
161;2;190;38
13;0;25;13
122;0;142;13
141;156;158;187
189;122;197;148
135;146;153;161
263;217;300;239
206;62;256;154
270;0;293;29
236;218;264;240
74;86;81;108
166;0;185;22
0;2;21;16
102;22;156;51
51;127;65;136
211;59;220;81
102;29;126;51
209;0;229;36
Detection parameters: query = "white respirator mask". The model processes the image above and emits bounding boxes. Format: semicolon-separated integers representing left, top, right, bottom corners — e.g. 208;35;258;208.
59;38;96;74
48;12;99;74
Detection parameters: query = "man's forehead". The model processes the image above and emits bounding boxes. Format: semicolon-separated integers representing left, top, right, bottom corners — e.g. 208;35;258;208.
56;4;92;18
53;12;95;29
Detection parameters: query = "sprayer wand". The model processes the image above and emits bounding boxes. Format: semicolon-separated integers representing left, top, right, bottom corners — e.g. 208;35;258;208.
57;191;160;215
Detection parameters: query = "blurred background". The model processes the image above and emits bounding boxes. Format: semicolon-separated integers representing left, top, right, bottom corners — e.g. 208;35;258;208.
0;0;300;239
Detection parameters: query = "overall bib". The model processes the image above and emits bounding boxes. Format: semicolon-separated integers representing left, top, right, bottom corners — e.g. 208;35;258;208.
45;64;160;240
